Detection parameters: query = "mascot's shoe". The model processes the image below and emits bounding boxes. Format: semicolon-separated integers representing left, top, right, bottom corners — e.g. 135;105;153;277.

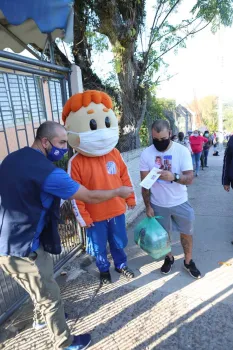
115;266;135;279
100;271;112;285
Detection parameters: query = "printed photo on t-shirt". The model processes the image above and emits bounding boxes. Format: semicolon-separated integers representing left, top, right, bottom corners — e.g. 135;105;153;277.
155;156;164;169
155;155;172;170
154;154;172;184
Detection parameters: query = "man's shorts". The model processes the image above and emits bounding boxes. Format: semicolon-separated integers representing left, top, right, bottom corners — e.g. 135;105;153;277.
150;201;195;236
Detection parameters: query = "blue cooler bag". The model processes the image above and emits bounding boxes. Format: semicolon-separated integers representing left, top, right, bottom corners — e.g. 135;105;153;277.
134;216;171;260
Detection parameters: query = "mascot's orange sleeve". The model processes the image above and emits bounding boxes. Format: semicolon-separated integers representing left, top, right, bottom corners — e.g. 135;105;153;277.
68;149;136;227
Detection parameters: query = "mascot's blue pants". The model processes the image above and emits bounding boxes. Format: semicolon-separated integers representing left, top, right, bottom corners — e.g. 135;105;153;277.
86;214;128;272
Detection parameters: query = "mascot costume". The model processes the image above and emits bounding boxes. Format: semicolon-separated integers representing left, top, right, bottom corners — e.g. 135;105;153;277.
62;90;136;284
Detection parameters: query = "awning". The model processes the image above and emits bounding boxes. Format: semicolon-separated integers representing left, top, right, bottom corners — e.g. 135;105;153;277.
0;0;74;53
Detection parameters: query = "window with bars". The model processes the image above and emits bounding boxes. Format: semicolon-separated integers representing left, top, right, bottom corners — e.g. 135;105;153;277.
0;72;69;134
0;73;46;129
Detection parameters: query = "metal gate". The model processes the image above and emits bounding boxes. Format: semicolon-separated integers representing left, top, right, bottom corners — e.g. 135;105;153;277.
0;51;83;325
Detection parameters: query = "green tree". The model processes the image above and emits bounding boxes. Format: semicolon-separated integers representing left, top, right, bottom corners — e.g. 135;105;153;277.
199;95;218;132
223;104;233;132
72;0;233;150
141;96;177;146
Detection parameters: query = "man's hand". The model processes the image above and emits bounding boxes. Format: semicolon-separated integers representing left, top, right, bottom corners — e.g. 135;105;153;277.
116;186;134;199
127;205;136;210
146;206;155;218
158;170;175;182
224;185;230;192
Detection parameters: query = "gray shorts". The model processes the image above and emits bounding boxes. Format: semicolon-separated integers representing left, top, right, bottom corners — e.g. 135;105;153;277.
150;201;195;236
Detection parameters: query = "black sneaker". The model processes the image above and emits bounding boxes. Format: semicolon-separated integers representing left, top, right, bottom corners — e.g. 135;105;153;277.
100;271;112;285
184;260;201;279
161;255;174;274
115;266;134;279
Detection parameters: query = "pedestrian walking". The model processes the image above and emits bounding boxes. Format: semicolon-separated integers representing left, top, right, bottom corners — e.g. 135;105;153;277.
140;120;201;279
189;130;208;176
0;121;133;350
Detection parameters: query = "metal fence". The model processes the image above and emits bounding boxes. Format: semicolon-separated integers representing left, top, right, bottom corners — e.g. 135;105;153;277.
0;51;83;325
0;56;70;161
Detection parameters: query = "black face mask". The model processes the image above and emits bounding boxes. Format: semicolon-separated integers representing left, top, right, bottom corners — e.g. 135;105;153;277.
153;138;170;152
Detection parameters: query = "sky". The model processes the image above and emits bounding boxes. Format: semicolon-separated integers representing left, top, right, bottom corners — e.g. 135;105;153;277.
143;0;233;105
9;0;233;107
90;0;233;105
156;26;232;105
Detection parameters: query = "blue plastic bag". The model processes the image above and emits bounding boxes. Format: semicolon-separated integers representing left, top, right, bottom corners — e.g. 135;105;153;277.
134;216;171;260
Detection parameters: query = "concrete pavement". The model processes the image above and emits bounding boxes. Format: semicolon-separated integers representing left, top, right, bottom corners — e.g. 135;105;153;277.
1;149;233;350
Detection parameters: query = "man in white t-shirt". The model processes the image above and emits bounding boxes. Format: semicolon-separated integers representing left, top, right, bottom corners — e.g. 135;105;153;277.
140;120;201;279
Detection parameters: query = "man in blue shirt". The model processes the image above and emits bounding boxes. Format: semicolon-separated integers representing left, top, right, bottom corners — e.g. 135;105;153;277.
0;121;133;350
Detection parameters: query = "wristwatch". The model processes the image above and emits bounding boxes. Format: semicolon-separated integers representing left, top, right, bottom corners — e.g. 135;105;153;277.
173;173;180;182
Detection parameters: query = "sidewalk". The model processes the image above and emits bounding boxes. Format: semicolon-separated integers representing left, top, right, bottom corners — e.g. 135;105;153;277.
2;150;233;350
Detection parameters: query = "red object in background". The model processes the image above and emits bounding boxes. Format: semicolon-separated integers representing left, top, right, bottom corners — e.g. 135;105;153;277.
189;136;208;154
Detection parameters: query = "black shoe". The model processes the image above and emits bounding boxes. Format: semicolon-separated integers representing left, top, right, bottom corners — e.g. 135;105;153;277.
205;165;209;168
100;271;112;285
115;266;134;279
184;260;201;279
161;255;174;274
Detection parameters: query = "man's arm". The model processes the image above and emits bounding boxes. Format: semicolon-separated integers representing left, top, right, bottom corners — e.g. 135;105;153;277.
43;168;133;204
176;171;193;185
70;185;133;203
157;170;193;185
140;171;155;217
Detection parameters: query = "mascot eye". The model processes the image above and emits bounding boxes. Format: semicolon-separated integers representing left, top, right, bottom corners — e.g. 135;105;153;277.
90;119;97;130
105;116;111;128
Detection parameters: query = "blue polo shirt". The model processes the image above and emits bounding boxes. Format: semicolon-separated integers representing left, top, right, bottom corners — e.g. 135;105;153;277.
31;168;80;251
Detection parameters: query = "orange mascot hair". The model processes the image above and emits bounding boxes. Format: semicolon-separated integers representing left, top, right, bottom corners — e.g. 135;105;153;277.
62;90;113;123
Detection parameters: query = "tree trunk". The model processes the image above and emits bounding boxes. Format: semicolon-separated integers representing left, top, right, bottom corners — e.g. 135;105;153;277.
114;42;147;152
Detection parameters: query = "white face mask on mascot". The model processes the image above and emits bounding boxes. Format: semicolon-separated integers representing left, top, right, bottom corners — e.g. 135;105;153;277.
68;128;118;156
62;91;119;157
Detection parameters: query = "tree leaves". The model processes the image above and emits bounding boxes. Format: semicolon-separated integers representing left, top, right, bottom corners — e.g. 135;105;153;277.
72;0;233;150
192;0;233;29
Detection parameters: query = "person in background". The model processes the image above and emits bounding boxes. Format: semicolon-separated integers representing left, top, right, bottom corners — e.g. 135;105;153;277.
213;136;220;156
171;135;178;142
177;132;192;153
202;130;212;167
222;136;233;243
189;130;208;177
223;135;233;185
